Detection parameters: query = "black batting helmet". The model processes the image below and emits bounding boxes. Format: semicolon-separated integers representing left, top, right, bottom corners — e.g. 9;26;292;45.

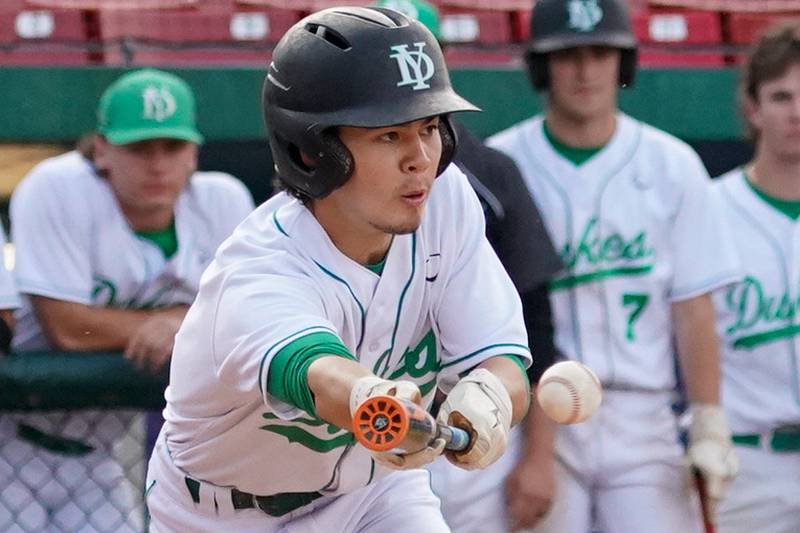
526;0;638;91
263;6;479;200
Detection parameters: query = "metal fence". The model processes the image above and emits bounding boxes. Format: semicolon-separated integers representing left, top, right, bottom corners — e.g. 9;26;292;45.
0;351;168;533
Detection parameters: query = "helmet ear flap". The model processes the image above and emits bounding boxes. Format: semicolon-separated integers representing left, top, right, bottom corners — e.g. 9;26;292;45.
437;115;457;176
619;48;638;87
525;52;549;91
304;131;354;199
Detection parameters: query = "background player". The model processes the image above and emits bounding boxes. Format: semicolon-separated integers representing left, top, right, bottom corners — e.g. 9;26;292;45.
145;7;531;532
712;20;800;533
487;1;741;531
1;68;254;532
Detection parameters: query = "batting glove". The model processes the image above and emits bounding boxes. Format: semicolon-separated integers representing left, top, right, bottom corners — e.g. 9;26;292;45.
349;376;443;470
687;403;739;506
436;368;512;470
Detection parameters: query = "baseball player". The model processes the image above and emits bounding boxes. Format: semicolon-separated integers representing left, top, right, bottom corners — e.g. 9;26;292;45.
712;21;800;533
145;7;531;532
484;1;742;532
0;69;254;532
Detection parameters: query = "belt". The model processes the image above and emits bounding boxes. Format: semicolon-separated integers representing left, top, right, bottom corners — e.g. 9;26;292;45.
184;477;323;517
732;425;800;452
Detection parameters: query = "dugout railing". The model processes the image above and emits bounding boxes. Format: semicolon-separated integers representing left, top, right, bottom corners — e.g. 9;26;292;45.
0;351;168;532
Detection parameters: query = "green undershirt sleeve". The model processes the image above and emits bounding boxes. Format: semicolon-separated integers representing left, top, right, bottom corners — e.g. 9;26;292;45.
501;354;532;396
267;332;356;417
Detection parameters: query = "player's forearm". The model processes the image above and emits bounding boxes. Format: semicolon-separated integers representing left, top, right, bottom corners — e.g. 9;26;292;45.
672;293;721;404
478;356;531;424
307;356;375;430
31;296;187;351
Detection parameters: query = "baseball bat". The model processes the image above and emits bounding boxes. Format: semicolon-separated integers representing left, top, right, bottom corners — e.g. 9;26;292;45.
352;395;470;454
693;469;716;533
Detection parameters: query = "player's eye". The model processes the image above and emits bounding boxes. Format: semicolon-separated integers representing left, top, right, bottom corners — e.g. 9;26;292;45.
378;131;399;142
422;123;440;136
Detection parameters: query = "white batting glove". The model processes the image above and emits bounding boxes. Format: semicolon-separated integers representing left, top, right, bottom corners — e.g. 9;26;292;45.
436;368;512;471
687;403;739;507
349;376;443;470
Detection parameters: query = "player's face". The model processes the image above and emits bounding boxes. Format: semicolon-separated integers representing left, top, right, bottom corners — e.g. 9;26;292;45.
748;63;800;161
95;137;197;214
547;46;620;122
326;117;441;236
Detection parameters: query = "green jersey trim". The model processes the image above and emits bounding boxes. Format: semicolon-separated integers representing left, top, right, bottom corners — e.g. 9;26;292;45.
135;220;178;259
744;171;800;221
550;265;653;291
273;209;289;237
313;260;366;350
441;343;531;370
267;331;356;417
374;234;417;377
543;121;604;166
366;256;387;276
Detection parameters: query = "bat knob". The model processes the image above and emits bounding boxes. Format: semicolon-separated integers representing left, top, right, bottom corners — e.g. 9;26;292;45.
352;395;410;452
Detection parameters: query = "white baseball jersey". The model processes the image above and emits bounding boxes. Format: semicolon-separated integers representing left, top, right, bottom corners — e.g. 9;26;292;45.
0;222;19;311
713;168;800;434
2;149;253;532
161;164;531;497
488;113;739;390
10;150;255;350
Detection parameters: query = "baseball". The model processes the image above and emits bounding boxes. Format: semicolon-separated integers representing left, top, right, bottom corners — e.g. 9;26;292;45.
537;361;602;424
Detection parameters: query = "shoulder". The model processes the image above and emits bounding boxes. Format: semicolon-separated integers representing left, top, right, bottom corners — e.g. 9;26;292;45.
631;117;704;168
486;116;542;153
12;151;101;214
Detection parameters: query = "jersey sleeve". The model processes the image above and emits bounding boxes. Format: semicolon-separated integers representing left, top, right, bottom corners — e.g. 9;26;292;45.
207;264;343;421
668;152;741;301
10;163;94;304
432;170;532;392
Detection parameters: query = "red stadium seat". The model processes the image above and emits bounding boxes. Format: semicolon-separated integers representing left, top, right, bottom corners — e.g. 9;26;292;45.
726;12;800;45
97;2;303;66
0;0;91;65
634;8;725;67
647;0;800;12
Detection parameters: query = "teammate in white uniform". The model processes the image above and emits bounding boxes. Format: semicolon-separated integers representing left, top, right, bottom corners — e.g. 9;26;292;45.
0;69;253;532
145;7;531;533
484;1;741;532
0;222;19;356
712;21;800;533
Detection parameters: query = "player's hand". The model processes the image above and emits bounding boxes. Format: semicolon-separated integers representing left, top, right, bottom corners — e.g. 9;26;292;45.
349;376;443;470
373;437;446;470
686;403;738;511
124;310;184;373
505;454;554;530
436;368;512;470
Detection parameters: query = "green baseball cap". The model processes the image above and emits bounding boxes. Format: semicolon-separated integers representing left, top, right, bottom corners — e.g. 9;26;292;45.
97;69;204;145
374;0;441;40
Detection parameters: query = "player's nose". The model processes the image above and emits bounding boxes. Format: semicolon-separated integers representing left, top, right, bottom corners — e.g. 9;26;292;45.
401;135;435;175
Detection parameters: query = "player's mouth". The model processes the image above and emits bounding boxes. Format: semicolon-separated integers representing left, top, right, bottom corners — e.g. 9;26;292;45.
401;190;427;207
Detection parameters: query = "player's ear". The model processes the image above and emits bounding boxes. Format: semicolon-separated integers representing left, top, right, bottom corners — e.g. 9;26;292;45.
742;94;762;134
92;134;111;172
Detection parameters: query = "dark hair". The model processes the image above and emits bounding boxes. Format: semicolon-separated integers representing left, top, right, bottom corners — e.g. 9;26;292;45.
743;20;800;99
272;174;312;205
740;20;800;138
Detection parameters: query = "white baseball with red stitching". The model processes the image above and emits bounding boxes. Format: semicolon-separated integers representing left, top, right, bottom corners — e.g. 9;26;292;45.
537;361;602;424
